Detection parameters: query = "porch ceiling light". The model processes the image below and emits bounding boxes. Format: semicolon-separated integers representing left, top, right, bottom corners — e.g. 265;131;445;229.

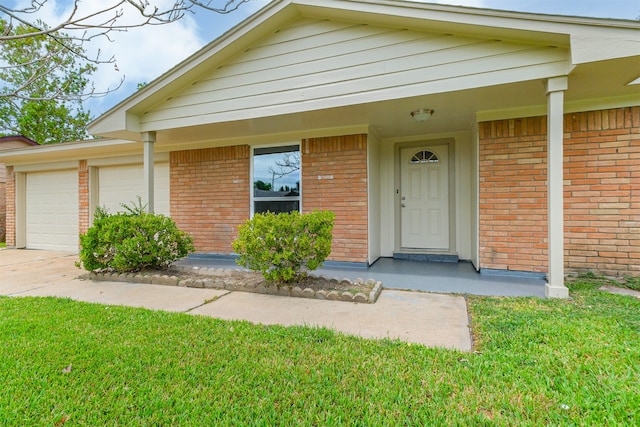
410;108;434;122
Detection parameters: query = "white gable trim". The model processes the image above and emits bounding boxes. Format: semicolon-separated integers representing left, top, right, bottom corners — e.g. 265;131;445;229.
88;0;640;138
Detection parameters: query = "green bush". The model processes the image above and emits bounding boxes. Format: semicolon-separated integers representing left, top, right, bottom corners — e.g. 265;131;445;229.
79;202;194;272
233;210;335;286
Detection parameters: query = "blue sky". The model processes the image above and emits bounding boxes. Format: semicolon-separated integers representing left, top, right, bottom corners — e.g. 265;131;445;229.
7;1;637;115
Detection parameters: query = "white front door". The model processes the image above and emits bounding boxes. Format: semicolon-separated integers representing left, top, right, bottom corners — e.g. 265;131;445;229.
400;145;449;250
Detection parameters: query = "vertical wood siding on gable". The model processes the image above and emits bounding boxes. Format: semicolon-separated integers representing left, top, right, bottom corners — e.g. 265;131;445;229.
140;18;569;129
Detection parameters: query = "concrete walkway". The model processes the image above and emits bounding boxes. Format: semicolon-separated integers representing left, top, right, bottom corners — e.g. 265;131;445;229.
0;249;472;351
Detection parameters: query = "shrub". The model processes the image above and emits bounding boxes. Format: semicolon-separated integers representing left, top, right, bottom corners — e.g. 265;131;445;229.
79;201;194;272
233;210;335;286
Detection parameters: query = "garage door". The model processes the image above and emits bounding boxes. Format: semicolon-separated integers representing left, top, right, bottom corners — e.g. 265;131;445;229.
98;164;169;215
26;170;79;252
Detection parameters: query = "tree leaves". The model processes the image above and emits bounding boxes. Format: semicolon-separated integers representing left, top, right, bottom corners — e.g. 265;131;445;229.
0;19;93;143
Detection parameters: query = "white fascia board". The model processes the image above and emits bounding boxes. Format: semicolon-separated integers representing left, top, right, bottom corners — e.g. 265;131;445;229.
0;139;141;166
310;0;640;29
571;31;640;64
13;161;80;173
296;0;639;44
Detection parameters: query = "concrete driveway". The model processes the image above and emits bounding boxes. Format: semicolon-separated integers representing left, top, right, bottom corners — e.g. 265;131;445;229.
0;249;472;351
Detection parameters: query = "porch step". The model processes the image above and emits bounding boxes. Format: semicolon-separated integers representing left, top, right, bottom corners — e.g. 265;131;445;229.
393;252;459;263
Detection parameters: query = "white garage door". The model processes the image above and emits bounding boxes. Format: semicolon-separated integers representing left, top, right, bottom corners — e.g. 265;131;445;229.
98;164;169;215
26;170;79;252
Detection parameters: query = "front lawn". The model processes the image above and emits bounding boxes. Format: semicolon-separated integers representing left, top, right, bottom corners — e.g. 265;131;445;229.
1;280;638;425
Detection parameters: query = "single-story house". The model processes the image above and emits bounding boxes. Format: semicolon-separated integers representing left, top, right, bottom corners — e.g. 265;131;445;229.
1;0;638;298
0;136;38;242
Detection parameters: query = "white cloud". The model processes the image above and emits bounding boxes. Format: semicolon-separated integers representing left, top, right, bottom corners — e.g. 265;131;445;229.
90;13;204;93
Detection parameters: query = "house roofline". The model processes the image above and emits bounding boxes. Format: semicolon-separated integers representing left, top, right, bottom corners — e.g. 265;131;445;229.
88;0;640;137
0;138;142;165
0;135;39;146
346;0;640;28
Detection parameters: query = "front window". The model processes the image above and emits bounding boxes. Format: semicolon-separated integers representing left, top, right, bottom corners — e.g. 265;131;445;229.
252;145;300;214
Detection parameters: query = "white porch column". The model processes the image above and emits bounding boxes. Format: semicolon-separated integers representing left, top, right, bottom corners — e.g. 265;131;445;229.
142;131;156;214
546;77;569;298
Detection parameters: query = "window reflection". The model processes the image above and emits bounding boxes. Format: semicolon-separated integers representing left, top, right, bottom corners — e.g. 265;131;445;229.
253;145;300;214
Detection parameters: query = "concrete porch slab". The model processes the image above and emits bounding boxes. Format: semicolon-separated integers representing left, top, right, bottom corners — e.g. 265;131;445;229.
176;256;547;297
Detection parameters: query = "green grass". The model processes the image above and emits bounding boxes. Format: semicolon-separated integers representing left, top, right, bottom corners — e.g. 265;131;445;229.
0;242;6;248
1;280;638;425
570;271;640;291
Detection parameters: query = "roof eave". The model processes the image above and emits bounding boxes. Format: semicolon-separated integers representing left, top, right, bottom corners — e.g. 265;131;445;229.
0;139;141;165
88;0;640;138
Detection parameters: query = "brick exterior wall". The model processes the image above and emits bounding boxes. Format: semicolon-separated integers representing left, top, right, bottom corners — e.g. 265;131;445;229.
78;160;89;236
479;106;640;277
564;107;640;277
5;166;15;247
302;134;369;263
0;167;5;242
479;116;549;273
170;145;250;254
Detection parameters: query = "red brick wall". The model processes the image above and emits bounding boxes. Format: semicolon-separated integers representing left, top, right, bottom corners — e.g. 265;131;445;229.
78;160;89;236
479;106;640;277
5;166;15;247
302;134;369;263
170;145;250;254
564;107;640;277
0;168;6;242
479;117;549;273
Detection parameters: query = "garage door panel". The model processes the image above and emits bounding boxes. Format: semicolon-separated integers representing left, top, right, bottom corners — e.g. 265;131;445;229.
98;164;169;215
26;170;79;252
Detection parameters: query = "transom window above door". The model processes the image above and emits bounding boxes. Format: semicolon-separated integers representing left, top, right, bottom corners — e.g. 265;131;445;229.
409;150;439;164
252;145;300;214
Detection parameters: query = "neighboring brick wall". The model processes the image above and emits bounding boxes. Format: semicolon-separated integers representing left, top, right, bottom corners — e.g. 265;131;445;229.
78;160;89;236
479;117;549;273
0;167;5;242
564;107;640;277
170;145;250;254
302;134;368;263
5;166;15;247
479;106;640;277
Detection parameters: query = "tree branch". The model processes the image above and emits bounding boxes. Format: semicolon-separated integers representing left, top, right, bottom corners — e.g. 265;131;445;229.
0;0;253;102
